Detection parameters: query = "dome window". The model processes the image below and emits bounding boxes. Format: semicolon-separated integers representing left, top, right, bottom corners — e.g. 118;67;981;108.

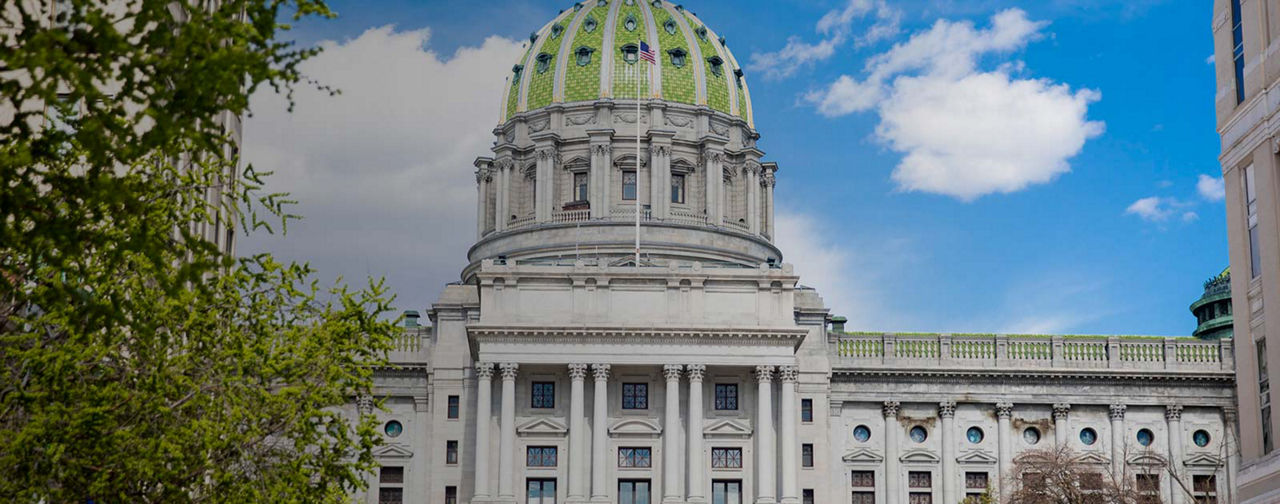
624;0;634;5
575;46;595;67
651;0;662;6
511;64;524;84
718;35;726;46
620;44;639;64
550;23;564;39
623;13;638;32
583;15;598;33
535;53;553;74
667;48;687;68
597;0;607;6
574;3;584;11
663;18;677;35
529;32;538;44
695;26;708;41
706;55;723;77
734;68;744;88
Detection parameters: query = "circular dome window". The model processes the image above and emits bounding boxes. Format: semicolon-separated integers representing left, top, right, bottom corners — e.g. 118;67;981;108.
909;426;928;443
1023;427;1041;445
1080;427;1098;446
1193;430;1211;447
853;425;871;443
967;427;984;444
1137;428;1154;447
384;420;403;438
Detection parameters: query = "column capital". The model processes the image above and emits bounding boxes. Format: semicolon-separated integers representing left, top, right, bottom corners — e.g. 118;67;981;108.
755;365;775;383
1052;403;1071;420
883;400;901;418
413;396;430;413
1109;404;1127;420
1224;405;1239;422
939;400;956;418
568;363;589;380
663;364;684;381
591;363;611;381
356;394;373;416
476;362;495;379
778;365;799;383
686;364;707;382
499;362;519;380
1166;404;1184;421
995;402;1014;419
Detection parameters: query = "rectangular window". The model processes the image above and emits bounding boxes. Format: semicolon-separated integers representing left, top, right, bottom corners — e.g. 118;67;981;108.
852;493;874;504
619;479;652;504
618;447;653;468
1246;165;1260;278
532;381;555;408
1232;0;1246;104
671;174;685;203
446;440;458;464
909;471;932;488
851;471;875;487
380;466;404;484
1137;473;1160;493
1080;473;1103;490
802;489;814;504
445;486;457;504
711;447;743;468
527;478;557;504
801;443;814;468
801;399;813;423
965;472;988;490
574;173;589;201
622;382;649;409
527;446;558;467
623;171;638;200
1261;338;1273;453
447;395;460;419
379;488;403;504
712;480;742;504
908;493;933;504
714;384;738;410
1193;474;1218;504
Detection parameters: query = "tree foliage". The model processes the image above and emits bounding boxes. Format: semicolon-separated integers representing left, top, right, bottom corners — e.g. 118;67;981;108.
0;1;397;502
1007;446;1161;504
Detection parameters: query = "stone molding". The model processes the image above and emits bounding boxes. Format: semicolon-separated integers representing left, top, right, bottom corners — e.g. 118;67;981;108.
413;396;430;413
1109;404;1127;420
938;401;956;418
470;325;808;342
663;364;684;381
499;362;519;380
995;402;1013;419
1052;403;1071;420
1166;404;1184;421
686;364;706;382
778;365;798;383
755;365;775;383
476;362;496;379
357;394;373;416
591;363;612;381
568;363;589;380
882;401;901;418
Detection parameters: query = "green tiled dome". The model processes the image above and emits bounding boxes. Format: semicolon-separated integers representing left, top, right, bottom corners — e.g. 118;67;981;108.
499;0;753;126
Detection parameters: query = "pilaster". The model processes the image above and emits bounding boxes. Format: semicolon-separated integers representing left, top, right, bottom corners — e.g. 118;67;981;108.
883;401;902;504
754;365;776;504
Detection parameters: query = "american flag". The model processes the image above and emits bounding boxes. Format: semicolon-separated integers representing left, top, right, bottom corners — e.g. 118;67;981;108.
639;41;656;64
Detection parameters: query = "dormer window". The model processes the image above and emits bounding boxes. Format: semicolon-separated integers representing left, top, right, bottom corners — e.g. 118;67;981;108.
621;44;639;64
574;3;583;11
583;15;598;33
529;32;538;44
575;46;595;67
623;13;638;31
734;68;744;88
550;23;564;39
695;26;708;41
667;48;687;68
535;53;552;74
663;18;677;35
511;64;524;84
718;35;726;46
706;55;723;77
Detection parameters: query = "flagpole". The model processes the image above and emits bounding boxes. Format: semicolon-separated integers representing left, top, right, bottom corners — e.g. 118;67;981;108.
634;37;642;266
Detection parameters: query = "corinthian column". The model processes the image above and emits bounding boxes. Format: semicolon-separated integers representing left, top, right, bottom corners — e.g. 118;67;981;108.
940;401;957;504
778;366;799;504
590;364;611;503
686;365;707;504
495;160;510;232
1167;405;1185;504
1053;403;1071;446
568;364;589;502
746;162;760;234
663;365;683;503
534;146;556;222
884;401;902;504
996;402;1013;499
703;147;723;225
755;365;776;504
497;363;519;501
1109;405;1126;479
474;363;495;500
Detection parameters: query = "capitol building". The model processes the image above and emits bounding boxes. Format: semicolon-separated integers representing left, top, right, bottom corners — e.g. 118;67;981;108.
354;2;1239;503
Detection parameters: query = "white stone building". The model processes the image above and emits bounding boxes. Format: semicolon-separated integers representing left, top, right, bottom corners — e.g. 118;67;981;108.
356;2;1239;503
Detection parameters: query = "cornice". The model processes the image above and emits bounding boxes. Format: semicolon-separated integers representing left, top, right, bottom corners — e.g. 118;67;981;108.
830;366;1234;383
469;325;808;341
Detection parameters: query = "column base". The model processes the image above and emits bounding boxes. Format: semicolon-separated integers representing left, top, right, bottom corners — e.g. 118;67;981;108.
565;497;590;504
754;498;777;504
662;497;685;504
589;496;612;504
779;498;800;504
686;497;707;504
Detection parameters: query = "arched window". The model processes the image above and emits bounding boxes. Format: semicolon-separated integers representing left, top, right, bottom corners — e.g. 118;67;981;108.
620;44;639;64
623;13;638;32
695;26;708;41
535;53;552;74
706;55;723;77
583;15;598;33
667;48;687;68
511;64;524;85
575;46;595;67
550;23;564;39
663;18;677;35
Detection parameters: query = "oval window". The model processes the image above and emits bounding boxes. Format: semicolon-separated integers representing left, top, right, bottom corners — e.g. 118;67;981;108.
696;26;708;41
624;13;638;32
1193;430;1211;447
385;420;403;438
511;64;524;84
550;23;564;39
583;16;598;33
663;18;677;35
909;426;927;443
967;427;984;444
1080;427;1098;446
535;53;552;74
1023;427;1041;445
853;425;871;443
575;46;595;67
1137;428;1154;447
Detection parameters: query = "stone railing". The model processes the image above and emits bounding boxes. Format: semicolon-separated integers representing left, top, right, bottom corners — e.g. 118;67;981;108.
387;329;431;364
722;218;749;232
508;214;536;229
668;208;708;226
494;206;771;238
832;333;1234;372
552;208;591;223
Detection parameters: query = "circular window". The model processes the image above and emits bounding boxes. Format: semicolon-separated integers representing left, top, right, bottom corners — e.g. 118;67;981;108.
967;427;984;444
1023;427;1041;445
1137;428;1154;447
384;420;403;438
853;425;871;443
1080;427;1098;446
1193;430;1211;447
909;426;928;443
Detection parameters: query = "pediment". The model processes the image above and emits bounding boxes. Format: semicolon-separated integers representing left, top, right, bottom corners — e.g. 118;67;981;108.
704;418;753;438
517;417;568;437
842;447;884;464
900;448;940;464
1127;453;1168;467
1073;451;1111;466
609;417;662;437
373;443;414;459
1184;453;1224;468
956;450;998;465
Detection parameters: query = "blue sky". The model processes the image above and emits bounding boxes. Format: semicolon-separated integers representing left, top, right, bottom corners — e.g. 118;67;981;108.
242;0;1227;336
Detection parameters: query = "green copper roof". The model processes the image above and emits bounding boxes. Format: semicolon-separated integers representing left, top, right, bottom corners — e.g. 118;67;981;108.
499;0;754;126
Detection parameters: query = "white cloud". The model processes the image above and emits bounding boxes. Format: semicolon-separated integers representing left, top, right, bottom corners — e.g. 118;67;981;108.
240;26;526;310
1124;196;1177;222
1205;54;1215;64
1197;173;1225;201
806;9;1104;201
1182;211;1199;222
749;0;900;80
